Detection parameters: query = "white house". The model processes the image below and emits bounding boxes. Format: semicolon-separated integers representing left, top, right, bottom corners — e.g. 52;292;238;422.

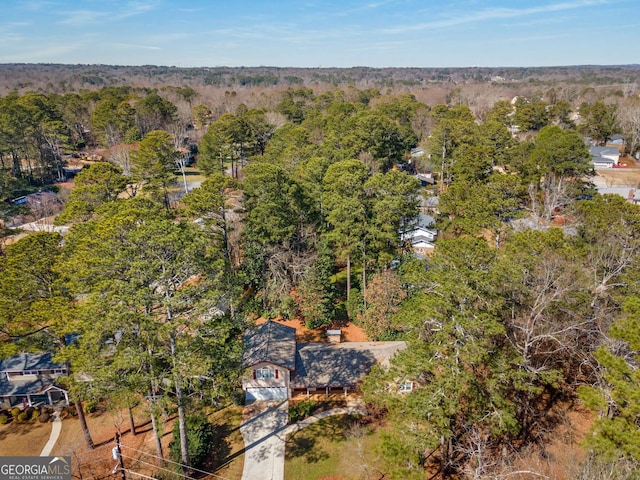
590;146;620;169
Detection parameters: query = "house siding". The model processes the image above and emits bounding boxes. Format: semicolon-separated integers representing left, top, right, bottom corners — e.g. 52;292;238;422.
243;361;290;396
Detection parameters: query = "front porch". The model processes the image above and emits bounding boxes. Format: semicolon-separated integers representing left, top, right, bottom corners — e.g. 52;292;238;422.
291;385;359;400
0;383;70;409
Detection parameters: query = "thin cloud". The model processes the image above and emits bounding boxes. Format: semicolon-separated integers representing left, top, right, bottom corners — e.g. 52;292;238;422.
111;42;161;51
0;43;80;62
22;1;54;12
58;0;159;26
0;22;32;31
58;9;109;26
380;0;615;33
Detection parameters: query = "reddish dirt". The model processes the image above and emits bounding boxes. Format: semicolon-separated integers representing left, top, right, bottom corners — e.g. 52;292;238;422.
0;407;174;478
255;316;369;343
48;409;176;480
509;402;594;479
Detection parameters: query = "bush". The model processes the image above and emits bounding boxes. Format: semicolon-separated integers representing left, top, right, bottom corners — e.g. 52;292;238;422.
10;407;21;419
25;407;34;417
169;413;215;470
39;412;50;423
230;390;245;406
17;411;29;422
0;414;9;425
289;400;316;423
84;400;97;413
32;409;40;421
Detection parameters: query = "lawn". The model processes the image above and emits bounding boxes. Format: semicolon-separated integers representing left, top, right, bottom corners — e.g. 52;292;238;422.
203;405;245;479
284;414;422;480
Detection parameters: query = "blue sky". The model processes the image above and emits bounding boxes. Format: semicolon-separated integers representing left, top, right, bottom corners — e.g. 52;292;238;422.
1;0;638;67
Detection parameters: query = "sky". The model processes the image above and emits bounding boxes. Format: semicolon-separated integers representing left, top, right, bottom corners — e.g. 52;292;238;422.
0;0;639;68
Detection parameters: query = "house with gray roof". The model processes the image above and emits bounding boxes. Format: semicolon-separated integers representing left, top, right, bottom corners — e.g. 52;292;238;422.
242;320;406;401
590;146;620;169
0;353;70;408
242;321;297;401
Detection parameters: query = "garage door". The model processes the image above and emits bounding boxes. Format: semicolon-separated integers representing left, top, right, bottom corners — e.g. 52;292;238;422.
245;387;288;401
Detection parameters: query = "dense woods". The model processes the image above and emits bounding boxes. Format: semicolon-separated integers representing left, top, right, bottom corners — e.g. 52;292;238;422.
2;64;640;478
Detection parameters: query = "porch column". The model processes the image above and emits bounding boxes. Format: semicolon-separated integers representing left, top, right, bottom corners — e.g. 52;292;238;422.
325;386;329;397
47;391;52;405
63;391;69;406
26;394;32;407
306;388;309;399
344;387;347;398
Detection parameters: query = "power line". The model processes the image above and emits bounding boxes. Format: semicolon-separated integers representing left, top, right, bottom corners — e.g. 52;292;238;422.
120;454;198;480
122;469;158;480
119;444;231;480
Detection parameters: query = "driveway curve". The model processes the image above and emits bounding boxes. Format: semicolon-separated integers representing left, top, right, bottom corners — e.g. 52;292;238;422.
240;400;366;480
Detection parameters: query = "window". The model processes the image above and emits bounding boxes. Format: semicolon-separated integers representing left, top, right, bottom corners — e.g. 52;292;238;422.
399;381;413;392
255;367;275;379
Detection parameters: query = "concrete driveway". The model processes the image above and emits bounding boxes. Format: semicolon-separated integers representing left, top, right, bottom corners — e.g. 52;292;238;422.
240;399;367;480
240;401;289;480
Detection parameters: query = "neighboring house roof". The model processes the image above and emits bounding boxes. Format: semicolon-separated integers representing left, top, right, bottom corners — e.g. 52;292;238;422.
415;173;435;186
243;320;297;371
403;227;437;242
0;377;65;398
608;135;625;145
417;213;435;229
411;237;435;247
0;353;64;373
291;341;406;389
590;146;620;161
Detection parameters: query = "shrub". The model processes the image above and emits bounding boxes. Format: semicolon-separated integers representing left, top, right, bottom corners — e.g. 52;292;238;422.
32;409;40;421
230;390;245;406
10;407;21;419
169;413;215;470
25;407;35;417
17;411;29;422
39;412;50;423
84;400;97;413
0;414;9;425
289;400;316;423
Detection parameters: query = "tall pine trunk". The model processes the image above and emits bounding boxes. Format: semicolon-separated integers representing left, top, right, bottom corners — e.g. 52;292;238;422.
170;332;190;475
346;255;351;305
127;405;136;436
75;400;95;449
150;409;164;462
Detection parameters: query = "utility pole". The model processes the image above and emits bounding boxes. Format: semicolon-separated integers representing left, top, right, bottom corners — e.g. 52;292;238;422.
113;433;126;480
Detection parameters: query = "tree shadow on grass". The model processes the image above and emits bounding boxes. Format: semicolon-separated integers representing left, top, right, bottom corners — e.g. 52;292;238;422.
197;422;233;477
285;416;353;464
286;433;330;463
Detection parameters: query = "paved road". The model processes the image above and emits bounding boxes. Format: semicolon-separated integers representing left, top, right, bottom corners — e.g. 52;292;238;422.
240;400;367;480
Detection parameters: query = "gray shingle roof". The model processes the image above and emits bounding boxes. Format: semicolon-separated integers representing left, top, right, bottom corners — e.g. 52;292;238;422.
0;353;64;372
243;321;297;370
0;377;64;397
291;341;406;388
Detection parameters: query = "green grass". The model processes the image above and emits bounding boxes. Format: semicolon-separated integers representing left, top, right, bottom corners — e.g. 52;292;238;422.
284;415;421;480
202;405;245;479
181;166;207;184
